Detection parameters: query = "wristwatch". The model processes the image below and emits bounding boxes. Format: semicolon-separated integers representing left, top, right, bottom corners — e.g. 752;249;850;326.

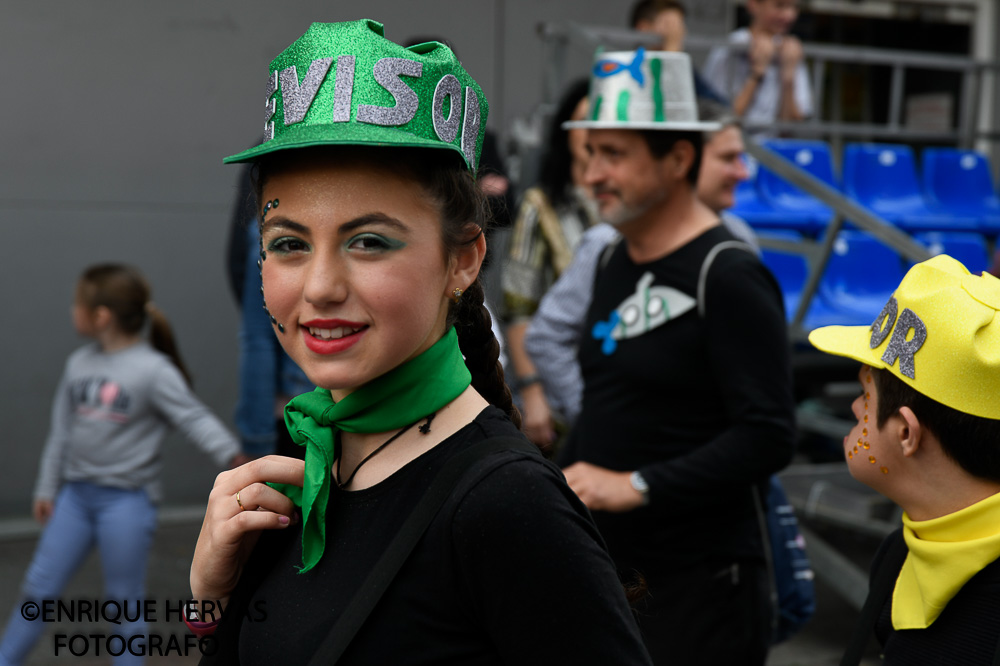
629;471;651;506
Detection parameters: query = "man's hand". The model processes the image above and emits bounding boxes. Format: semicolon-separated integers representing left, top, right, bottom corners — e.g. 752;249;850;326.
562;462;645;512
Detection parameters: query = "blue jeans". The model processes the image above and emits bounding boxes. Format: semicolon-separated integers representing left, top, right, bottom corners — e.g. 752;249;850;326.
0;482;157;666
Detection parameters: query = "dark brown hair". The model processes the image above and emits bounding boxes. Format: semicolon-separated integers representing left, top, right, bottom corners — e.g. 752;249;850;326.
872;368;1000;482
630;0;687;27
78;264;192;385
638;130;703;186
252;146;521;428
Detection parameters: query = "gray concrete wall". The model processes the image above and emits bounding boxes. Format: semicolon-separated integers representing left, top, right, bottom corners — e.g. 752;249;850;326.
2;0;708;516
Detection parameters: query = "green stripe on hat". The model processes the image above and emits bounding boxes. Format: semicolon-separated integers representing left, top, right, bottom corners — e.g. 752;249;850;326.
617;90;630;121
650;58;665;122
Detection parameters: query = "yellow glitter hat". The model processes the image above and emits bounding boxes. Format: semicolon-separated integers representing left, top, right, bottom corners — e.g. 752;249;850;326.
808;254;1000;419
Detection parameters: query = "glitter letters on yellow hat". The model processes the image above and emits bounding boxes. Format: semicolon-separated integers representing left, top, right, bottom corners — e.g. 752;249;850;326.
809;254;1000;420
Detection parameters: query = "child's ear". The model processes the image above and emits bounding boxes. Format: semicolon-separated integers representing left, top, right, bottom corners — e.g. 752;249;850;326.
93;305;114;330
897;406;923;457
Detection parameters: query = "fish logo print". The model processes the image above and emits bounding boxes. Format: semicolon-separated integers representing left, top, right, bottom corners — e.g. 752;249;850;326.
593;47;646;87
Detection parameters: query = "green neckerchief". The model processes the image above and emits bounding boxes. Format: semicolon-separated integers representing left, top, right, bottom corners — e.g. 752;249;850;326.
271;327;471;573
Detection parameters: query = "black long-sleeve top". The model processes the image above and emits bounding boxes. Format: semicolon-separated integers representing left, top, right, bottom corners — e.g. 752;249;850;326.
203;408;652;665
560;226;796;577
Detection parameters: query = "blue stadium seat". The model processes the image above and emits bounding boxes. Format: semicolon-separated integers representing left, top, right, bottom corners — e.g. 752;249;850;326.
758;231;809;322
913;231;991;275
842;143;979;232
730;155;815;231
804;231;906;329
922;148;1000;235
757;140;836;233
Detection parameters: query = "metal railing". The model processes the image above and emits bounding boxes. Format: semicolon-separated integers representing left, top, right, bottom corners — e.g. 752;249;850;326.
535;22;1000;147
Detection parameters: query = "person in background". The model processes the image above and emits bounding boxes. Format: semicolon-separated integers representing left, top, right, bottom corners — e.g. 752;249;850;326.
809;256;1000;665
523;103;760;428
702;0;812;132
502;78;598;448
0;264;245;666
553;47;794;664
630;0;728;105
236;219;314;459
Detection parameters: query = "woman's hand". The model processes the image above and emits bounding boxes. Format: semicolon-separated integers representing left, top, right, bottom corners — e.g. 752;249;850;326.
520;383;556;450
33;499;54;525
190;455;304;608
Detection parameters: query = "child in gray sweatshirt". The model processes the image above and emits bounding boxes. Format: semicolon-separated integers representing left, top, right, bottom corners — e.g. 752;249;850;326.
0;263;245;666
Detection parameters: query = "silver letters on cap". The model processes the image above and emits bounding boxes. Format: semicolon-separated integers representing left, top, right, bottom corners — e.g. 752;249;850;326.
461;87;481;171
357;58;423;126
870;296;898;349
264;71;278;142
332;55;356;123
432;74;462;143
281;58;334;125
880;308;927;379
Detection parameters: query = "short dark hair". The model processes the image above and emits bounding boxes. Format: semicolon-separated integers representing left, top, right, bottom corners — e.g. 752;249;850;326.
872;368;1000;483
637;130;703;186
630;0;687;28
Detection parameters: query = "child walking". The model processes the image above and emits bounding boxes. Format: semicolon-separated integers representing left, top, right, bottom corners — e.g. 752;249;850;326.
0;264;245;665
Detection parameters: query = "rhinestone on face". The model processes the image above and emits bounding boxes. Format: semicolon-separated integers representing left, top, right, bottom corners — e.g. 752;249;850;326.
848;451;854;459
864;415;869;423
869;456;876;464
881;467;889;474
863;442;870;450
272;199;279;208
863;428;868;436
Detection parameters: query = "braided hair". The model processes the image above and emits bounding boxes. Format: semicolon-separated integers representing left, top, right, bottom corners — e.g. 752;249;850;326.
252;147;521;428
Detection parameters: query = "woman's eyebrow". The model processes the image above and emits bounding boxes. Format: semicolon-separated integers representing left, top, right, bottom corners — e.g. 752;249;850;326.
339;213;409;235
260;216;308;235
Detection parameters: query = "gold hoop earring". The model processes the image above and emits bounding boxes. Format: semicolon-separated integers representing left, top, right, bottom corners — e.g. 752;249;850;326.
451;287;464;303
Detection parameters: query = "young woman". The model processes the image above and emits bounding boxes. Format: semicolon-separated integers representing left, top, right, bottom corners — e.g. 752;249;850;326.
188;20;651;665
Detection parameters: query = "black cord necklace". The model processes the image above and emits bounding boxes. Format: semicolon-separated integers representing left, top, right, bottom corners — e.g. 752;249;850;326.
335;412;436;489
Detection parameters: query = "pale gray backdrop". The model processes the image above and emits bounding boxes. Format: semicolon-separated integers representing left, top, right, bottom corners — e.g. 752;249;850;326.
0;1;730;516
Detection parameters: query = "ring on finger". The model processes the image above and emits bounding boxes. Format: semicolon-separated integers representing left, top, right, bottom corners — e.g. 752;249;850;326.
236;489;245;512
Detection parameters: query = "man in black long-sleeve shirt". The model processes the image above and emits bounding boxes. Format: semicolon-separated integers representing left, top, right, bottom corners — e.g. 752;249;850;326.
559;49;796;665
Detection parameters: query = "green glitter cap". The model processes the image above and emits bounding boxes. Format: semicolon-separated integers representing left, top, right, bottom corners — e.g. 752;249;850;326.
224;19;489;172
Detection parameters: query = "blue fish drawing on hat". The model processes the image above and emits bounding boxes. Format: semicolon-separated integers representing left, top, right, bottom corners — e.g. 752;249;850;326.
592;271;696;355
593;47;646;87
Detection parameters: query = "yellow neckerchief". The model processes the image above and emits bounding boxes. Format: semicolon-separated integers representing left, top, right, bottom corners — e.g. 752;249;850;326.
893;490;1000;629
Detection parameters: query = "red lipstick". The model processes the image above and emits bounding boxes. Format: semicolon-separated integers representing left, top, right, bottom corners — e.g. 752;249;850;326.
301;319;368;355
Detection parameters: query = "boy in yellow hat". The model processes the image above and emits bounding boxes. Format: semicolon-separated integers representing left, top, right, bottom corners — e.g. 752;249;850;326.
809;254;1000;665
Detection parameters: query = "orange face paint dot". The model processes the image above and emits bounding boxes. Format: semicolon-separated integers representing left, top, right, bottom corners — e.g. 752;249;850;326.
881;466;889;474
869;456;876;464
